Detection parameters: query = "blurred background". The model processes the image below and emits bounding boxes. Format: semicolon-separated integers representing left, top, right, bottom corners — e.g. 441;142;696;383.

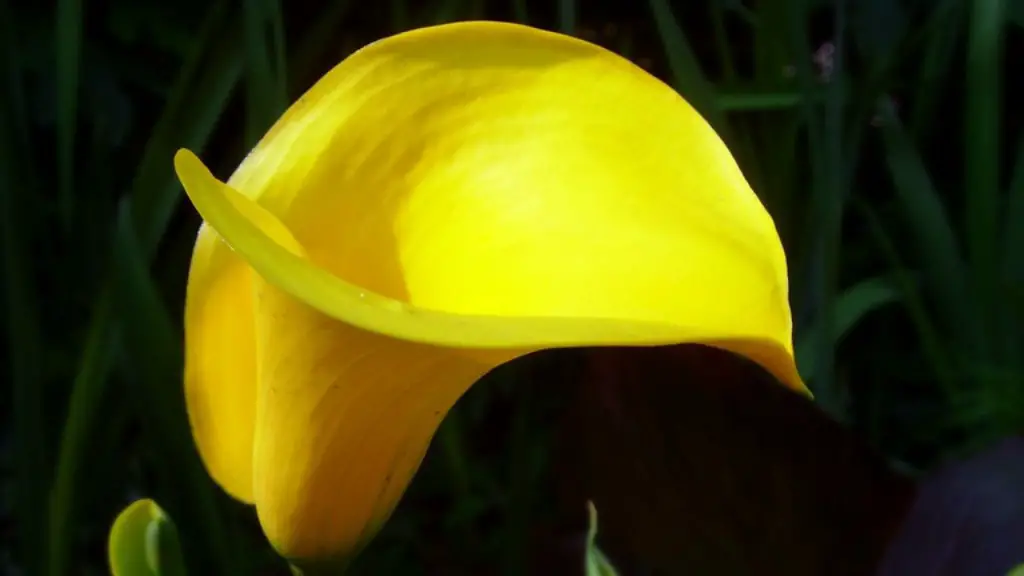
2;0;1023;574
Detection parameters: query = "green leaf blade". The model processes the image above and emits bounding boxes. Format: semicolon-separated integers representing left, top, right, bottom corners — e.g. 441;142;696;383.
646;0;724;130
48;3;245;574
796;276;901;384
584;502;620;576
108;499;187;576
876;103;983;361
964;0;1005;296
55;0;83;227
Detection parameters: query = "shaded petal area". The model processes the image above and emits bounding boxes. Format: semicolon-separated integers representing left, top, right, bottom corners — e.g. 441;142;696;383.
251;278;507;560
553;345;913;576
183;226;258;503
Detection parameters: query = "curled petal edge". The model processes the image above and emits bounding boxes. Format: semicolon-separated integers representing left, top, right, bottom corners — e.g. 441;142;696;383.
174;148;807;396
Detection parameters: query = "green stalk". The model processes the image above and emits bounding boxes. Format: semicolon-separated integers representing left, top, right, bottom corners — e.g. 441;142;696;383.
131;0;240;252
716;90;802;111
270;0;288;101
710;0;736;82
854;198;958;401
965;0;1012;398
243;0;288;147
558;0;575;34
750;0;791;85
782;0;849;417
964;0;1005;307
1004;134;1024;283
47;3;244;573
291;0;356;91
503;367;537;576
813;0;849;418
794;276;901;383
111;200;237;574
429;0;467;24
876;103;983;374
646;0;727;134
0;1;45;569
47;295;116;576
998;134;1024;389
54;0;83;228
389;0;409;31
511;0;529;23
908;1;961;142
437;409;473;511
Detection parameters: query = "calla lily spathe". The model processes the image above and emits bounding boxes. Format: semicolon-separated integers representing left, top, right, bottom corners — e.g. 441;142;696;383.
177;20;804;565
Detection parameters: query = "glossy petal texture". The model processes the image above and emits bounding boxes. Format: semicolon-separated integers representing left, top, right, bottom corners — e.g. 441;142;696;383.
179;20;803;561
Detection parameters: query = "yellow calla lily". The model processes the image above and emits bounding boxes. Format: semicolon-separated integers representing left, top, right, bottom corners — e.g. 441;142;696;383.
177;20;805;565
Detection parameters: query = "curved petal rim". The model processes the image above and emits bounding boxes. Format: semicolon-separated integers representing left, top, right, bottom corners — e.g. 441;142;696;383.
174;149;806;394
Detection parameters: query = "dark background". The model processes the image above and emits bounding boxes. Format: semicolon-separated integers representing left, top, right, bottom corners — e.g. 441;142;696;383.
2;0;1023;574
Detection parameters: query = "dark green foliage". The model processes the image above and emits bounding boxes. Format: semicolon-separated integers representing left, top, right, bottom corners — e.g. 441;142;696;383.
1;0;1021;574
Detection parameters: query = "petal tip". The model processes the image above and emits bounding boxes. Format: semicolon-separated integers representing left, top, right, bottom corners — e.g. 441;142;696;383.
174;148;207;188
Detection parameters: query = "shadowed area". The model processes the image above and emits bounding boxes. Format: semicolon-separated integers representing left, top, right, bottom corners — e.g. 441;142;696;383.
550;344;915;576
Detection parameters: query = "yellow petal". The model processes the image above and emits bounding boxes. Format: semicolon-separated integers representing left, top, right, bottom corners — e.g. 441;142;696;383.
251;277;502;561
176;19;806;562
229;23;792;361
178;21;800;383
176;146;800;384
183;224;257;503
